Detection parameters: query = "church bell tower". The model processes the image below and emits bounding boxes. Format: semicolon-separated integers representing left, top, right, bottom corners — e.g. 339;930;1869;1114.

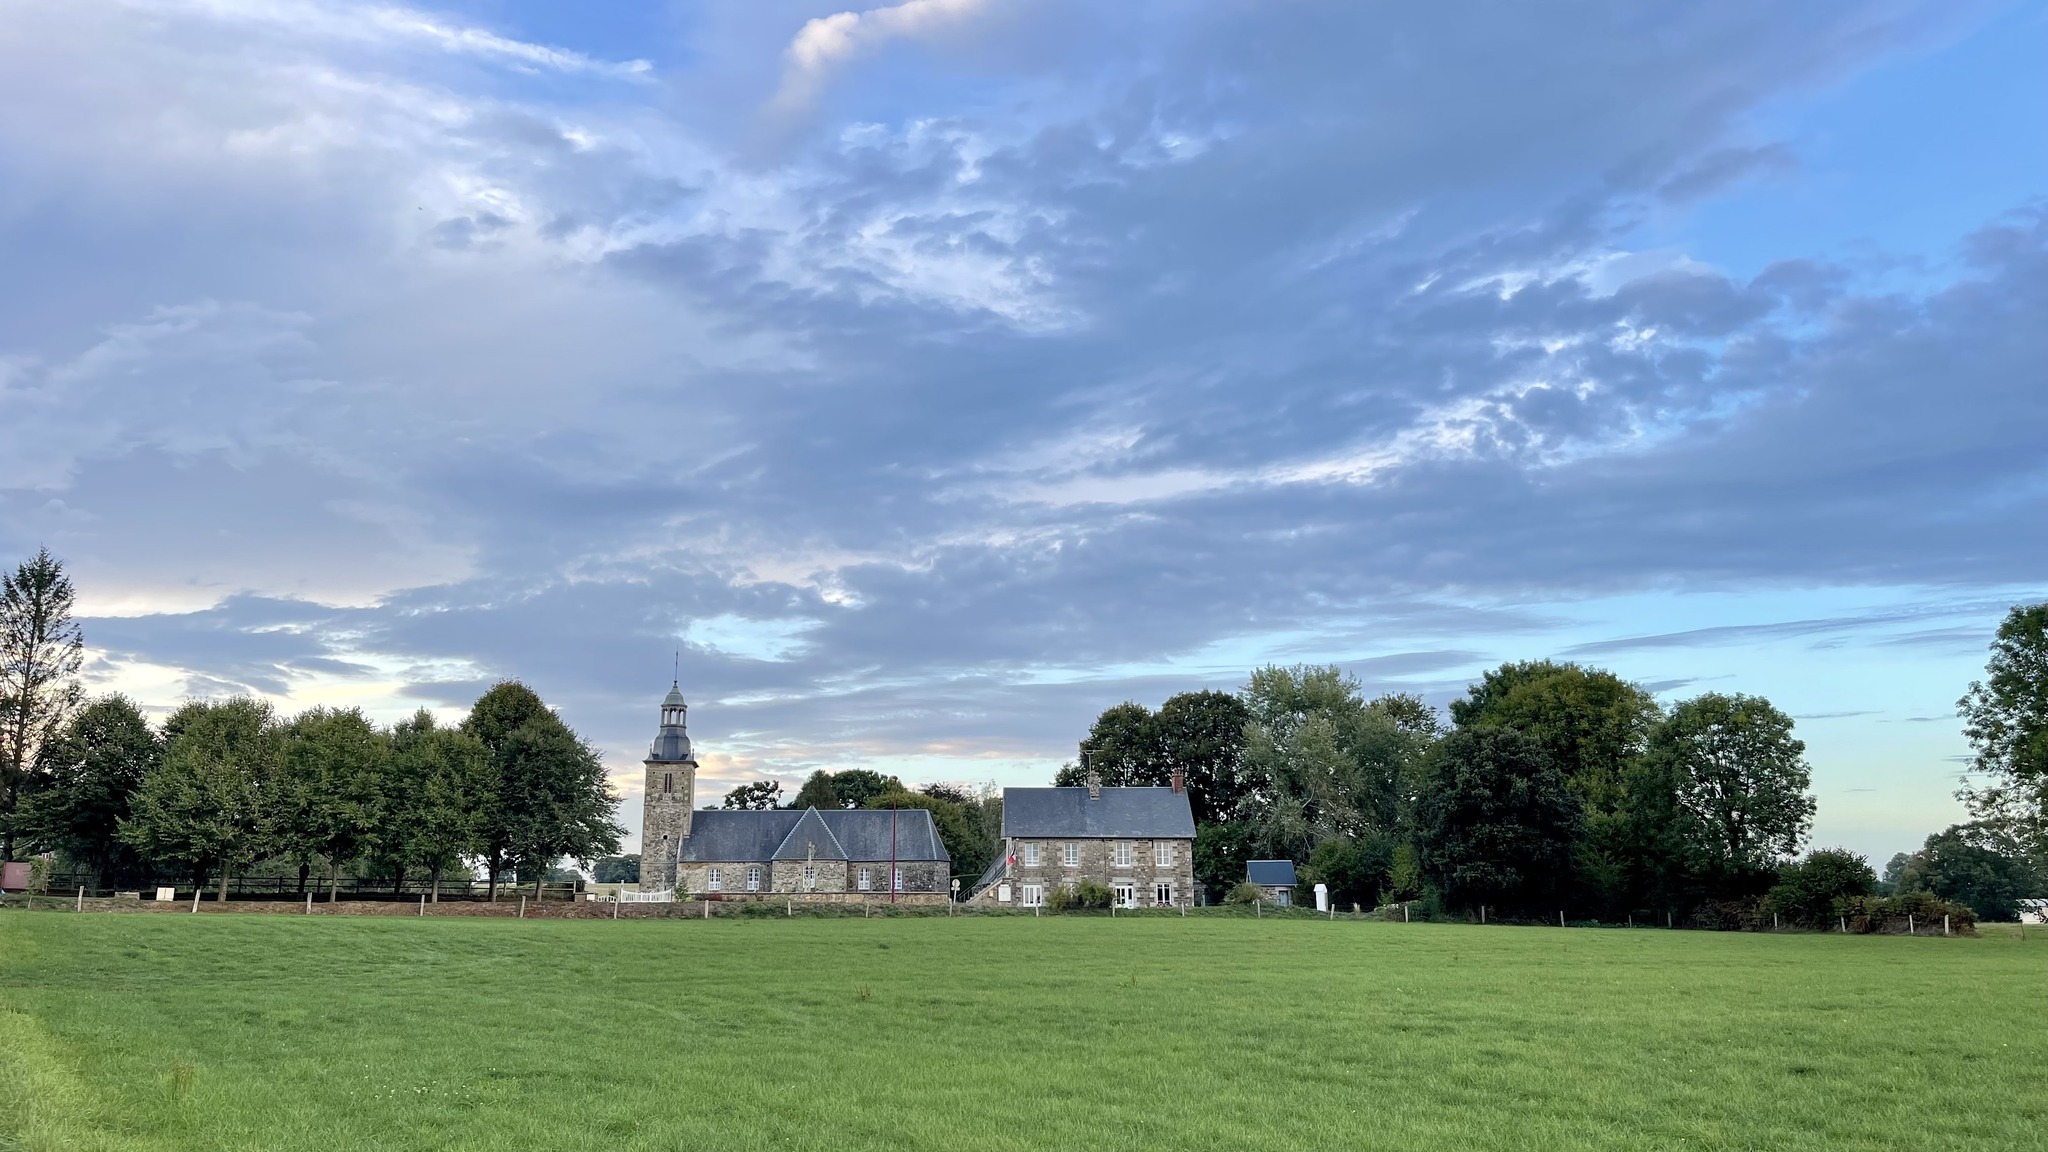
640;681;698;891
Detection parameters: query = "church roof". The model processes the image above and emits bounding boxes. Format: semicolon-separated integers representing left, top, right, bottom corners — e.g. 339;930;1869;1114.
647;729;694;762
679;807;949;863
1001;786;1196;839
662;684;686;709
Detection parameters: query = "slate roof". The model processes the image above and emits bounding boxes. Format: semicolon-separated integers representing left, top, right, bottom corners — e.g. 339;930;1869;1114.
1246;859;1297;887
647;728;695;762
678;807;947;863
1001;787;1196;839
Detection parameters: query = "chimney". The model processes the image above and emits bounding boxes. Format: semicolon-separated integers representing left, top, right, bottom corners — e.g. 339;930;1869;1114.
1171;770;1185;794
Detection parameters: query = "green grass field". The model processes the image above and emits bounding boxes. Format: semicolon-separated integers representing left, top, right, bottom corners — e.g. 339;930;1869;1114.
2;911;2043;1151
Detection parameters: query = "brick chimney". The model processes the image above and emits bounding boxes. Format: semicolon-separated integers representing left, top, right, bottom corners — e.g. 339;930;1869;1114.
1171;770;1185;794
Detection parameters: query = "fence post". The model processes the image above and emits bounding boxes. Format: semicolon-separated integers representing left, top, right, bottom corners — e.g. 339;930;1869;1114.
1908;914;1914;935
613;890;619;920
77;886;85;913
418;894;425;917
1943;914;1950;937
1559;910;1565;928
519;895;526;919
1404;902;1410;923
191;888;200;914
1839;915;1846;933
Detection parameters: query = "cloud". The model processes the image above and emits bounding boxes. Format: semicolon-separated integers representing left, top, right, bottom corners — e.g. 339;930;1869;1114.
770;0;995;116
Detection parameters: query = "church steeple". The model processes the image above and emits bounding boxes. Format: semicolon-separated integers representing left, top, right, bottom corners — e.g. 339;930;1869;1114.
641;678;699;892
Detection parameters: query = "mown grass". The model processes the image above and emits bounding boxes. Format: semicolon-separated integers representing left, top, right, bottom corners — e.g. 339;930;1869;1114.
1;910;2043;1151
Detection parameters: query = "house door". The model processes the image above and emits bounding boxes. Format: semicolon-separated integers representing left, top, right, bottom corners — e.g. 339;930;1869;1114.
1113;884;1136;909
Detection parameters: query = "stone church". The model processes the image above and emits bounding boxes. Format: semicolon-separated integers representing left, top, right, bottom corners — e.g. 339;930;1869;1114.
638;682;951;903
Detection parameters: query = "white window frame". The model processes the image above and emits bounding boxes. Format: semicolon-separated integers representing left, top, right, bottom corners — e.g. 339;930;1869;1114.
706;867;722;892
1022;842;1040;867
746;866;761;892
1113;884;1137;909
802;864;816;891
1155;882;1173;907
1113;842;1133;868
857;867;871;891
1020;883;1044;908
1154;841;1173;868
892;867;903;892
1062;842;1080;868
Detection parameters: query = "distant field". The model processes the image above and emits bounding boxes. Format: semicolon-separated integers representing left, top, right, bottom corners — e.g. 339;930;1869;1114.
2;912;2043;1151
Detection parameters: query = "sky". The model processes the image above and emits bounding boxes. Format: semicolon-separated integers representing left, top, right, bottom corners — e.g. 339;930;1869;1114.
2;0;2044;866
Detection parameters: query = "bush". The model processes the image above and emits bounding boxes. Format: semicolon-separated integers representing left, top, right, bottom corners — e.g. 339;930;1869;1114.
1223;881;1265;906
1047;880;1111;911
1839;891;1977;935
1766;848;1876;927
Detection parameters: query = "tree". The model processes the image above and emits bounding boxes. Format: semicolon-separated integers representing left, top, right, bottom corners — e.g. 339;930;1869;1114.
1065;702;1164;786
917;782;1001;892
1154;690;1253;825
593;854;640;883
1650;693;1814;888
381;711;490;901
1193;821;1254;902
1;548;85;861
276;706;390;900
1449;661;1662;913
788;769;901;810
16;695;162;887
1888;824;2044;921
721;781;783;810
121;698;282;901
461;681;555;899
1958;602;2048;854
791;771;840;810
494;714;622;898
1415;726;1581;914
1765;848;1876;927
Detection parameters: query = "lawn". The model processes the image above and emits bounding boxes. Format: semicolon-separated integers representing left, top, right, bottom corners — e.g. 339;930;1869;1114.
1;911;2043;1151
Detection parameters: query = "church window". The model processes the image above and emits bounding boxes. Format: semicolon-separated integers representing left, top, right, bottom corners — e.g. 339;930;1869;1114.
1113;842;1133;868
1021;842;1039;867
1154;842;1173;868
857;867;871;891
706;868;721;892
746;867;761;892
1062;842;1080;868
802;864;816;890
663;773;673;795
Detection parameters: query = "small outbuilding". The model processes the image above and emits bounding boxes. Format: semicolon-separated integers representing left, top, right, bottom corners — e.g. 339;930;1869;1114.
1246;860;1297;906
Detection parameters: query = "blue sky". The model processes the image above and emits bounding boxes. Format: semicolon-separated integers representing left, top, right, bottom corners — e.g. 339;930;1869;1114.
2;1;2043;865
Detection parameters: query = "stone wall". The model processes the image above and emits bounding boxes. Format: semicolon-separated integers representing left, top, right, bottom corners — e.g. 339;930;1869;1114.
973;837;1194;908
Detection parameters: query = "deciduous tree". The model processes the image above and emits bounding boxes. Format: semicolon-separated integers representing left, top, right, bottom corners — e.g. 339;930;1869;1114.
121;698;282;901
1651;692;1814;886
16;694;161;887
721;780;783;810
1415;725;1580;914
1958;602;2048;854
382;710;490;901
276;706;390;900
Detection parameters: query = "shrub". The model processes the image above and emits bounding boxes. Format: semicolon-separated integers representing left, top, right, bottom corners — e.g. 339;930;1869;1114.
1766;848;1876;927
1223;881;1265;906
1046;880;1112;912
1839;891;1977;935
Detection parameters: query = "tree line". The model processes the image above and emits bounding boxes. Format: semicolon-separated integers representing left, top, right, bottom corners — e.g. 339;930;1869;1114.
1064;604;2048;924
1;550;619;898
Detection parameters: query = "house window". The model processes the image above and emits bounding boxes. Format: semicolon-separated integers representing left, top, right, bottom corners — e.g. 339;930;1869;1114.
1020;884;1044;907
707;868;721;892
663;773;673;795
857;867;872;891
1022;842;1040;867
1062;842;1080;868
1113;842;1133;868
1154;842;1173;868
1155;882;1173;907
802;864;816;890
746;867;761;892
893;867;903;892
1113;884;1136;909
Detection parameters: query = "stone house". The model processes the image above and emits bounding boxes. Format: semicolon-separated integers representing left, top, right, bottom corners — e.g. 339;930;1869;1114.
973;772;1197;909
637;682;950;903
1246;859;1297;906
